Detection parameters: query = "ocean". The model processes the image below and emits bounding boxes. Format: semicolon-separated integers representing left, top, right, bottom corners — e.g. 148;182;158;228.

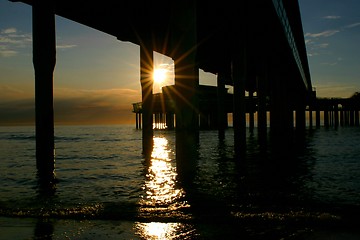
0;124;360;239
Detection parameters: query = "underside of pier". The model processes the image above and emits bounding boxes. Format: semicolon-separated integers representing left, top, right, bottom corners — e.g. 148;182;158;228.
10;0;312;180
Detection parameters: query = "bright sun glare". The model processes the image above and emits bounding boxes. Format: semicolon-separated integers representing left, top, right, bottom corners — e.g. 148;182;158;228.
153;68;167;84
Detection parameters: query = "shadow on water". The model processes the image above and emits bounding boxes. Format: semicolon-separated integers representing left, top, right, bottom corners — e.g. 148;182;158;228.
30;172;57;240
34;218;54;240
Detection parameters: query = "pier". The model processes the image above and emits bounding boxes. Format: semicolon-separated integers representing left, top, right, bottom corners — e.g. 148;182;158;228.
132;88;360;130
11;0;314;180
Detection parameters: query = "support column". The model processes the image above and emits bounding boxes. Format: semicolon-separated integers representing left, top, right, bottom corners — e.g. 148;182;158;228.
232;3;247;155
33;0;56;182
172;4;199;134
270;76;293;136
140;41;153;156
248;90;255;134
309;106;313;129
340;108;344;126
217;73;227;140
316;108;320;128
135;113;139;129
334;104;339;128
257;72;267;145
171;0;199;180
350;109;355;126
355;110;359;126
295;104;306;132
166;113;174;130
232;53;247;155
324;108;329;128
173;60;199;132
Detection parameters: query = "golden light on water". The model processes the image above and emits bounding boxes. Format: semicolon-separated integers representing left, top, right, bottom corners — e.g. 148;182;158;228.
141;137;185;206
135;136;194;239
135;222;179;239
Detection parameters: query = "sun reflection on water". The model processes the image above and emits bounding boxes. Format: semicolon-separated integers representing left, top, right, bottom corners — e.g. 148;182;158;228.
135;222;197;240
135;222;178;239
141;137;186;207
136;136;194;239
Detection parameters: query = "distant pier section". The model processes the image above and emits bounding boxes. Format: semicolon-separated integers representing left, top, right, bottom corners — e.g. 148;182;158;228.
133;88;360;130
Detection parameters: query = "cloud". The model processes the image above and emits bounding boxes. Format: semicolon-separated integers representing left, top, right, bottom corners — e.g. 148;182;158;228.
305;30;340;38
314;83;358;98
0;48;17;57
323;16;341;20
1;28;17;34
322;16;341;20
56;44;77;50
307;52;319;57
53;88;141;124
0;27;77;57
0;84;30;100
317;43;329;48
321;62;338;66
0;99;35;125
0;87;142;125
0;27;31;57
345;22;360;29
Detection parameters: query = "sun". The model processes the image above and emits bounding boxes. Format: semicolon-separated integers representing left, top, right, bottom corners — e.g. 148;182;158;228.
153;68;167;84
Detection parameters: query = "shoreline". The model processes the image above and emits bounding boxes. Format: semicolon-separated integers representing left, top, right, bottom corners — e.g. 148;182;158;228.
2;216;360;240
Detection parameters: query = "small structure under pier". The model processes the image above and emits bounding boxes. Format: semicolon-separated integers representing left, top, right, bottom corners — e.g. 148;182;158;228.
133;84;263;130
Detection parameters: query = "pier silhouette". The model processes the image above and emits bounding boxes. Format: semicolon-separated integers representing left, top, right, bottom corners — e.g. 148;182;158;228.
132;87;360;130
10;0;323;183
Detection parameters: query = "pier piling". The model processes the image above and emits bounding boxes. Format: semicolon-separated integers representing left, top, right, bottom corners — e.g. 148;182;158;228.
32;0;56;181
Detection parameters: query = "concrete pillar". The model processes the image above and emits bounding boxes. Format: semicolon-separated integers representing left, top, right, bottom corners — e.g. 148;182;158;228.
329;107;333;126
315;108;320;128
171;1;199;179
154;113;159;129
308;107;313;129
232;8;247;154
199;113;209;129
344;109;349;126
257;74;267;144
356;110;360;126
135;113;139;129
166;113;175;130
334;104;339;128
340;109;344;126
350;109;355;126
248;90;255;134
33;0;56;182
355;110;359;126
296;105;306;132
324;108;329;128
217;73;227;140
174;61;199;131
140;41;153;155
270;77;293;135
232;53;247;155
170;0;199;133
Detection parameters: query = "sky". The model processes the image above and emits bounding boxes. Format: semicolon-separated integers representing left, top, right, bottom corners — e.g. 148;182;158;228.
0;0;360;125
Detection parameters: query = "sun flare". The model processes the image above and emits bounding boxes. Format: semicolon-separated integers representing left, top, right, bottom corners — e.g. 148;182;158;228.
153;68;167;84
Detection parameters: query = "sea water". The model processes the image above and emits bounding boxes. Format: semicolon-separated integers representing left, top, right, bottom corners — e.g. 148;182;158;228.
0;125;360;239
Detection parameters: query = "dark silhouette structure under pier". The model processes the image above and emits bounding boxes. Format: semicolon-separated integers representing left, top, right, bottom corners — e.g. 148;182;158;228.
133;88;360;130
312;94;360;128
10;0;314;181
